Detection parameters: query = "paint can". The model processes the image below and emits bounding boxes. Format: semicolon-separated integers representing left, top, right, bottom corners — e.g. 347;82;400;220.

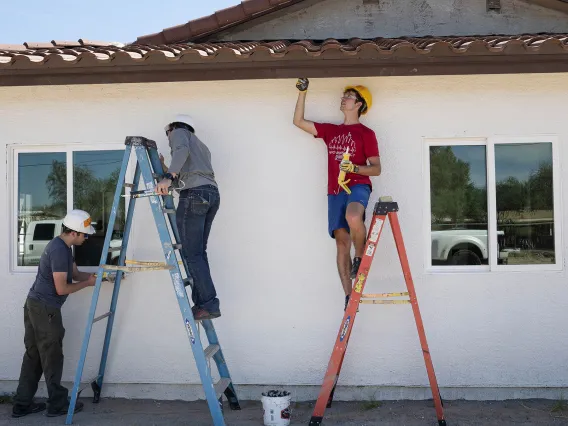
261;390;291;426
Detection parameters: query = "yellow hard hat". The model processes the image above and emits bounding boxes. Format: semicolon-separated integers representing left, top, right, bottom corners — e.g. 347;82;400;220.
344;85;372;115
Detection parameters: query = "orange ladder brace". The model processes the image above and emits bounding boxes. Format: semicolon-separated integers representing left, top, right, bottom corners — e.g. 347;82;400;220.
309;196;447;426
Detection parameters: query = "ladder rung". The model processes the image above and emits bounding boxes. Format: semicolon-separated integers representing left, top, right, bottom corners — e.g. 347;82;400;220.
359;300;410;305
93;312;112;323
124;183;134;188
108;247;122;252
204;344;220;360
361;292;409;298
214;378;231;399
163;208;176;214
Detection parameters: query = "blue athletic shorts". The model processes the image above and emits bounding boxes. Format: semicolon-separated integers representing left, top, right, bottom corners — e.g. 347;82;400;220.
327;184;371;239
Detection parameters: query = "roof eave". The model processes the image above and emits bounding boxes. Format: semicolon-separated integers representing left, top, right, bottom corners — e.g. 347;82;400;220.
1;53;568;87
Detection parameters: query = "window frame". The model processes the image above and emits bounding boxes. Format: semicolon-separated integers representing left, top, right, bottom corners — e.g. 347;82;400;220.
424;135;562;273
10;143;129;273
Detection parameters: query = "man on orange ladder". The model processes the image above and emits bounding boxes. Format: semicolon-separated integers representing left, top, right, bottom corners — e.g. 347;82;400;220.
293;78;381;310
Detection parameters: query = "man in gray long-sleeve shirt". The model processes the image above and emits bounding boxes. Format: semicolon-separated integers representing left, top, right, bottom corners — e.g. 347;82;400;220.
157;114;221;320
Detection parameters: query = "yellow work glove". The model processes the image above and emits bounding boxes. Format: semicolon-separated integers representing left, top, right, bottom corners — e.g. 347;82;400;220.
340;160;356;173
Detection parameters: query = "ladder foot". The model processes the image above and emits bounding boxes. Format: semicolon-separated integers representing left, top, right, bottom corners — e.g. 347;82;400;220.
309;416;323;425
438;420;447;426
228;401;241;410
91;381;101;404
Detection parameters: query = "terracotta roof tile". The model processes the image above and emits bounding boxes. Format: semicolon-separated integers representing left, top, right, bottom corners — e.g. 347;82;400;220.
2;34;567;69
24;42;54;49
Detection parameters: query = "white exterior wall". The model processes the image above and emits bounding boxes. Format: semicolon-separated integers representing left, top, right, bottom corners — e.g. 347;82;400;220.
1;73;568;401
216;0;568;40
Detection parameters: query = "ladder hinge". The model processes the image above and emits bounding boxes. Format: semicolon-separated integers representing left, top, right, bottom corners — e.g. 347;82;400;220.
124;136;157;149
373;201;399;215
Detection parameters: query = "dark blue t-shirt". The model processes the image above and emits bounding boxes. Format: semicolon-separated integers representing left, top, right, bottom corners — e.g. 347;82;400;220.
28;236;73;308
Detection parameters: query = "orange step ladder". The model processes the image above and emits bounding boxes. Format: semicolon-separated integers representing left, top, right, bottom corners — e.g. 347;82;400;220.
309;196;447;426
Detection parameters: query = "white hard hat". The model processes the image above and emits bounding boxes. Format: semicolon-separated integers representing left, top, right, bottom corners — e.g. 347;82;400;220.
63;209;96;234
164;114;195;132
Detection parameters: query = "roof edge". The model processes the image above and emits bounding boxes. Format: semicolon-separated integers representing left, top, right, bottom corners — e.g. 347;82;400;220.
2;53;568;87
134;0;309;45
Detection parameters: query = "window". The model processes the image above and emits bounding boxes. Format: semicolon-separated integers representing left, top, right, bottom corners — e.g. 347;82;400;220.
33;223;56;241
13;145;125;270
425;136;561;272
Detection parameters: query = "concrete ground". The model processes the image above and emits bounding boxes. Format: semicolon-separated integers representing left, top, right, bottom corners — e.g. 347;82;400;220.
2;398;568;425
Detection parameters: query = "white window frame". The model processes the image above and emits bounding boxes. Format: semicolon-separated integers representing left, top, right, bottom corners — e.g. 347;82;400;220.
9;143;130;273
424;135;562;273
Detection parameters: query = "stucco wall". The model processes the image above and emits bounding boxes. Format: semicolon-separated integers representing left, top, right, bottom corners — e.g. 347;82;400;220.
1;74;568;401
215;0;568;40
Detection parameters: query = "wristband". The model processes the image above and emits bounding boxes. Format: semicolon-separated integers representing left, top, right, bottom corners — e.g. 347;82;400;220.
163;173;174;180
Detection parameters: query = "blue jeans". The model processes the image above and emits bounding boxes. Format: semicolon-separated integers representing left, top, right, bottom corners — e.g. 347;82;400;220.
176;185;220;313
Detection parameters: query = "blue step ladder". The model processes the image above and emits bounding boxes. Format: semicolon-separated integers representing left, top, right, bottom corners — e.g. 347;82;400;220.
65;136;240;425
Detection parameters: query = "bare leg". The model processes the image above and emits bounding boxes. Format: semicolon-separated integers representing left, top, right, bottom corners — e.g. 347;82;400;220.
334;228;352;296
346;202;366;258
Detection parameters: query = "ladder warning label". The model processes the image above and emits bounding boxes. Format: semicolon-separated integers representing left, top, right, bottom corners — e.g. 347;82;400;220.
185;318;196;344
369;219;383;243
340;316;350;342
354;274;365;293
172;273;185;298
366;243;375;256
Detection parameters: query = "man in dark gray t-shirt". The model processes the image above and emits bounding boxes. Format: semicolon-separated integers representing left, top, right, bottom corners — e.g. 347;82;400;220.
12;210;96;419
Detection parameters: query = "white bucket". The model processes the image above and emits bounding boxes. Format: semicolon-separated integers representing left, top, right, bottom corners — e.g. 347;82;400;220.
261;391;291;426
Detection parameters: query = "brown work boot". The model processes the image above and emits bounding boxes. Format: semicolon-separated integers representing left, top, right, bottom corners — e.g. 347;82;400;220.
193;309;221;321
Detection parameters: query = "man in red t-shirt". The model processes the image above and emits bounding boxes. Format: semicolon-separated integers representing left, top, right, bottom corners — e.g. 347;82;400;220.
293;78;381;310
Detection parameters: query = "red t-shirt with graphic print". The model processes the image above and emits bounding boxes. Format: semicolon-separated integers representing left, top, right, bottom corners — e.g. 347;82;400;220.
314;122;380;195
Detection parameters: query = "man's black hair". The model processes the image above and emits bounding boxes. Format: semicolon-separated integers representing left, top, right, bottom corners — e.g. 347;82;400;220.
170;122;195;134
62;224;75;235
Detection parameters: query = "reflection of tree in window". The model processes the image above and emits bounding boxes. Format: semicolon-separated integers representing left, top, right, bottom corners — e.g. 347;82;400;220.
430;146;487;229
495;143;554;265
429;146;489;266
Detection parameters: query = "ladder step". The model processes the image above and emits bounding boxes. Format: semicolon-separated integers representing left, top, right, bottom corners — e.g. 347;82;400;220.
93;312;112;323
124;183;134;188
214;378;231;399
362;292;409;298
108;247;122;252
359;300;410;305
204;344;220;360
163;208;176;214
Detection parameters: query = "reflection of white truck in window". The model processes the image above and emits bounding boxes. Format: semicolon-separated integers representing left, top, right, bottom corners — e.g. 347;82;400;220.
431;229;508;265
22;219;121;266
